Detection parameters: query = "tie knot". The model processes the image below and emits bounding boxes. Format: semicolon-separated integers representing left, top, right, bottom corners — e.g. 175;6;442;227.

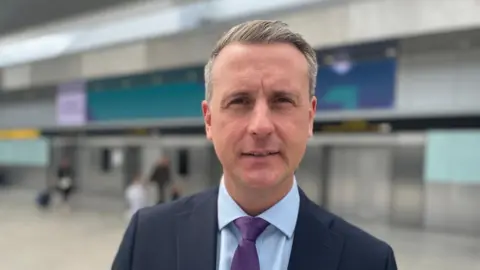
233;217;270;241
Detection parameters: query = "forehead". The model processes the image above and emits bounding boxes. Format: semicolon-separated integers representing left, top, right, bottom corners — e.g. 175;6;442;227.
210;43;309;91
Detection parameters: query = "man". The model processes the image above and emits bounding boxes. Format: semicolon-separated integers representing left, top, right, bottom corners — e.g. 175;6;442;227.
56;158;75;208
149;157;171;203
112;20;397;270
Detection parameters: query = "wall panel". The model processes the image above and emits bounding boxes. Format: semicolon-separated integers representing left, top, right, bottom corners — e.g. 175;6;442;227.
30;55;82;86
1;64;32;90
397;47;480;113
0;98;56;128
81;43;148;79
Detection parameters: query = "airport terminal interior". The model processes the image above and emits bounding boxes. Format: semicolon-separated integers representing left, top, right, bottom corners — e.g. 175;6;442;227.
1;0;480;269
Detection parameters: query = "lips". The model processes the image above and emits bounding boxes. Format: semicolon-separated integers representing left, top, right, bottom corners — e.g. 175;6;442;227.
242;151;280;157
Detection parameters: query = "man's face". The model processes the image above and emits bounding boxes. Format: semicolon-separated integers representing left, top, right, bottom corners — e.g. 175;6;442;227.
202;42;316;191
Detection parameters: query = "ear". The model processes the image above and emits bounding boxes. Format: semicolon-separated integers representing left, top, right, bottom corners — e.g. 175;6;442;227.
202;100;213;140
308;96;317;137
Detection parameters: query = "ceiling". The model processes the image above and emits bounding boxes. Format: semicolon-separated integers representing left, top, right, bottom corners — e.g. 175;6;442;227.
0;0;148;36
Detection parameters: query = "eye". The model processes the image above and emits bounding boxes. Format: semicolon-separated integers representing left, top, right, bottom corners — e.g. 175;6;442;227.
275;97;293;104
229;97;250;106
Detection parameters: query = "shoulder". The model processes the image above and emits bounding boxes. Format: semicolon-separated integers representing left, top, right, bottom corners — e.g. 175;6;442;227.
135;187;218;228
113;188;218;269
307;202;395;265
123;187;218;254
323;208;389;248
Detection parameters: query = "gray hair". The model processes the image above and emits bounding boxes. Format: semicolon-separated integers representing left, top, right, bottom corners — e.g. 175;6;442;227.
204;20;317;102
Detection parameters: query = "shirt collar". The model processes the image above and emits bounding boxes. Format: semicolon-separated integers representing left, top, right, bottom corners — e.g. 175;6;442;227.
217;176;300;239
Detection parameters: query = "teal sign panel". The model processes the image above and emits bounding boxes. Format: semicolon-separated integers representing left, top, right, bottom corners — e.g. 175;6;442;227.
0;139;50;167
87;66;205;121
425;131;480;184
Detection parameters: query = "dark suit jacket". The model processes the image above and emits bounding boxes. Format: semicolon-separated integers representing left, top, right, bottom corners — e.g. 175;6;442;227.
112;187;397;270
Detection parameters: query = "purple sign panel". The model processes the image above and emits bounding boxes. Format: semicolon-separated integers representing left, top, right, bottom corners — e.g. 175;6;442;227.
56;81;86;126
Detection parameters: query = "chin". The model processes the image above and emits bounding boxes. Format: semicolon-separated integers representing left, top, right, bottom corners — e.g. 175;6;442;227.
240;170;285;189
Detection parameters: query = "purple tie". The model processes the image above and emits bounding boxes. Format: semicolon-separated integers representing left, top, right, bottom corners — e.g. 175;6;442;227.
231;217;270;270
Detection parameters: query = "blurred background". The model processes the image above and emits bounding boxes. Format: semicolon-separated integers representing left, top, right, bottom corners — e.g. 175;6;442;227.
1;0;480;269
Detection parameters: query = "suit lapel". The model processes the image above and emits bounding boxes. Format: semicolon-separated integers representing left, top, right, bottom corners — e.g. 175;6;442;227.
288;190;344;270
176;188;218;270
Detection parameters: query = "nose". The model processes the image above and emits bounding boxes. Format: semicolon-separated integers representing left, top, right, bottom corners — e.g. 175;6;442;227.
247;100;274;137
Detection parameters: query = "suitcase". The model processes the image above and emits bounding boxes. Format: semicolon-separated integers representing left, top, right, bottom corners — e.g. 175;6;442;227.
36;190;51;208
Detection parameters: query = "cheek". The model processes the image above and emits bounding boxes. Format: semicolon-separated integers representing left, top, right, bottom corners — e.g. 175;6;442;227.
211;118;242;147
276;114;311;139
275;116;311;158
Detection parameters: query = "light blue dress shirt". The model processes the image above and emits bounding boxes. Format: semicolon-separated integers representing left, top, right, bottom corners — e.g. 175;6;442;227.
216;177;300;270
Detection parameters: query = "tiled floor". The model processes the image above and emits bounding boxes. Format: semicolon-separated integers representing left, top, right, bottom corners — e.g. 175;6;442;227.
356;221;480;270
1;188;479;270
0;189;126;270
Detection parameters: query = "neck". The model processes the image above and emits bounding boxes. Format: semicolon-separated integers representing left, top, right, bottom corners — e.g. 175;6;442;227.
223;174;294;216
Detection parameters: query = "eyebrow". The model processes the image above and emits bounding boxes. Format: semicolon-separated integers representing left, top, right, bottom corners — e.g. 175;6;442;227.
271;90;300;100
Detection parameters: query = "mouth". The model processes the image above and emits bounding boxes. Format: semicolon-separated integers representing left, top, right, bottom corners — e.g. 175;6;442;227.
241;151;280;157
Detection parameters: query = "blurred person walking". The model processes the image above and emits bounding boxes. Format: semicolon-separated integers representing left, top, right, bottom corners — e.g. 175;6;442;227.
56;159;75;211
149;157;171;204
0;166;9;188
125;175;148;220
170;183;182;201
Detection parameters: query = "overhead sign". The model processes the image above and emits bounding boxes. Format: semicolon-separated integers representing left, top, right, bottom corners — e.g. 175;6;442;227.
0;129;40;140
316;57;396;111
56;81;87;126
87;66;205;122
